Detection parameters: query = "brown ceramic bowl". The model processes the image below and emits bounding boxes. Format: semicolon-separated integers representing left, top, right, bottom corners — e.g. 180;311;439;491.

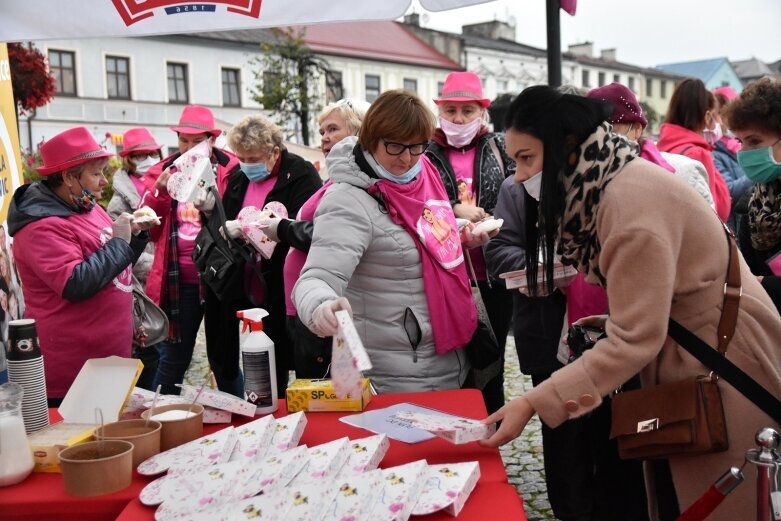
58;440;133;497
94;419;162;468
141;403;204;451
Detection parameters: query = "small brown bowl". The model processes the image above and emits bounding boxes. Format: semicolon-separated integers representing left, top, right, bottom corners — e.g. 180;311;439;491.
94;419;162;468
141;403;204;451
58;440;133;497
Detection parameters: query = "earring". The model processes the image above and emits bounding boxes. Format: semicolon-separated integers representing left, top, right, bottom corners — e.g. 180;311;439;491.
568;151;578;165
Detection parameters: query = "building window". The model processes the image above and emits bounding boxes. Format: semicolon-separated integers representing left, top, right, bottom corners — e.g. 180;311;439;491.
497;79;508;92
326;70;343;103
613;74;620;83
628;77;636;92
598;72;605;86
365;74;380;103
581;69;590;87
661;80;667;99
221;68;241;107
403;78;418;94
106;56;130;100
49;49;76;96
646;78;653;97
437;82;445;97
167;62;189;104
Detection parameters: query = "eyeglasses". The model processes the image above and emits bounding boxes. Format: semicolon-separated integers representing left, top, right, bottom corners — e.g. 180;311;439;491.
130;152;157;160
382;139;428;156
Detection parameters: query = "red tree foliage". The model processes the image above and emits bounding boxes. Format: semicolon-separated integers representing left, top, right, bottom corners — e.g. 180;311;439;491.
8;43;56;114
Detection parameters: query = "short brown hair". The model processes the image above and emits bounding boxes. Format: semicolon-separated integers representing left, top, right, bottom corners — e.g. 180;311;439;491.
358;90;435;152
726;78;781;136
665;78;714;131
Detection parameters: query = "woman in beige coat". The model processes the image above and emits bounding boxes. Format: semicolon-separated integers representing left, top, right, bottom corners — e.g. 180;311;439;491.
482;86;781;519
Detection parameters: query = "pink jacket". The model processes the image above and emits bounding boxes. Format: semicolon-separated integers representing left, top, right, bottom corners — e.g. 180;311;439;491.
138;149;240;306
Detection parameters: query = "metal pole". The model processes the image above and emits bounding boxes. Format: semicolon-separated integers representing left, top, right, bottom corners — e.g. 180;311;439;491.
745;428;779;521
545;0;562;87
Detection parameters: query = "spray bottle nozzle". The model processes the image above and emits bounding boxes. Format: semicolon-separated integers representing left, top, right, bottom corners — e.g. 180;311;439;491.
237;308;269;333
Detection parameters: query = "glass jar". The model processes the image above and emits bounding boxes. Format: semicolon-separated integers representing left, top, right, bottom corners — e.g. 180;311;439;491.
0;382;35;486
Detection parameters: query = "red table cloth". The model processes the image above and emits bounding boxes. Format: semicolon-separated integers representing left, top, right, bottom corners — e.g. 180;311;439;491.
0;389;527;521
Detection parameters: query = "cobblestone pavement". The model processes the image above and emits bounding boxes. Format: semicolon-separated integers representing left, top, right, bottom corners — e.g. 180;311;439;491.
184;326;554;520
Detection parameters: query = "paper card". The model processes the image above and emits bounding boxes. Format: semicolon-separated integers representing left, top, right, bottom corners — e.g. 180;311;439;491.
411;461;481;517
290;437;351;485
393;411;496;445
331;310;372;400
322;469;383;521
233;445;310;499
371;460;428;521
179;384;257;417
237;202;289;259
228;415;276;462
340;403;466;444
137;426;237;476
168;140;216;203
282;480;341;521
181;489;289;521
336;434;390;478
126;387;156;409
499;262;578;291
270;411;308;451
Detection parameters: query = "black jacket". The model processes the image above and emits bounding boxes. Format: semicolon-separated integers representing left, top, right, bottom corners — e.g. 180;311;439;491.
426;131;515;215
8;182;148;301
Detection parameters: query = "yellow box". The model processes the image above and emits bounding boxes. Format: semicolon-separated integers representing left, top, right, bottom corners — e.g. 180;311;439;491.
28;423;95;473
286;378;372;412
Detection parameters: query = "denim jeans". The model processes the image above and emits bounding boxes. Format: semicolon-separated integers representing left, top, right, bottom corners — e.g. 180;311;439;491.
153;283;203;395
132;342;160;392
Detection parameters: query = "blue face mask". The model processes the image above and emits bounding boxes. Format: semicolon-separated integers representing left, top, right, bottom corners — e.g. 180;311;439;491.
364;151;422;185
737;140;781;183
240;161;271;182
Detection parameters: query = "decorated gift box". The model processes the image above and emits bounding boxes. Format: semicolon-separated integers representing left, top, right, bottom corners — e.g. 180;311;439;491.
167;140;216;203
412;461;481;517
136;425;238;477
371;459;428;521
500;262;578;291
236;202;288;259
290;437;351;485
270;411;307;451
393;411;496;445
280;479;341;521
228;415;277;462
336;434;390;478
285;378;372;413
321;469;384;521
179;384;257;417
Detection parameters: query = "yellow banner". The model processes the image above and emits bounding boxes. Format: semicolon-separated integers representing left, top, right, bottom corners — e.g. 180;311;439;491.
0;43;23;222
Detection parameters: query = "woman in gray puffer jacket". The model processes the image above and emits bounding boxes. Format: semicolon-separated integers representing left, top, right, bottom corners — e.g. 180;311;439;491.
294;91;493;393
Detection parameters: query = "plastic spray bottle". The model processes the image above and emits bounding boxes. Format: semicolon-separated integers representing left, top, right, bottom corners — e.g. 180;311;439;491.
237;308;278;414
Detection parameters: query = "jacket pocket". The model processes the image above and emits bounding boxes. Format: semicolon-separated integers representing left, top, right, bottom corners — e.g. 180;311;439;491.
403;307;422;363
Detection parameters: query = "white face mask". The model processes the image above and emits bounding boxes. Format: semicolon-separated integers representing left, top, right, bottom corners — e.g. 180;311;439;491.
134;156;158;175
703;122;723;146
439;116;482;148
522;171;543;201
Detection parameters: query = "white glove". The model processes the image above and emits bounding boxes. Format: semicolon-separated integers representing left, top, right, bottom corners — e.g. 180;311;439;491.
261;217;284;242
219;220;243;240
112;213;133;243
193;189;215;214
311;297;353;337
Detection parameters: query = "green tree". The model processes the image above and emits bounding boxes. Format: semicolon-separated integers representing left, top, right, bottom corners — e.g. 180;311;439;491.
639;101;661;130
252;28;330;146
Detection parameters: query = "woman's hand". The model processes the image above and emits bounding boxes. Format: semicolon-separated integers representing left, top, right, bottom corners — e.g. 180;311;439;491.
460;223;498;249
112;213;133;243
154;168;172;195
453;203;487;222
479;396;536;448
572;314;608;329
312;297;353;336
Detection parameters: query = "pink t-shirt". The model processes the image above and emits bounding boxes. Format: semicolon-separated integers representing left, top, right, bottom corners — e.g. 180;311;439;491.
175;202;201;285
447;147;487;281
13;205;133;398
283;181;331;315
242;175;277;304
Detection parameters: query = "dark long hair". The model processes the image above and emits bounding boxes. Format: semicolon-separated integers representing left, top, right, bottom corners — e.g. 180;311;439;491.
504;85;612;294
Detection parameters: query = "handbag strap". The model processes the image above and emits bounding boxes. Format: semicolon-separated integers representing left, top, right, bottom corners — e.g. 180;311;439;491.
717;223;742;354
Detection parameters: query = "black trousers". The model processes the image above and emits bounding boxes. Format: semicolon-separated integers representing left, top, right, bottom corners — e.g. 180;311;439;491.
286;315;332;380
531;373;649;521
477;280;513;414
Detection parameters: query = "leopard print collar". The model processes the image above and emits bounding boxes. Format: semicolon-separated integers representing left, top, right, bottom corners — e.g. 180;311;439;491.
557;122;638;286
748;179;781;251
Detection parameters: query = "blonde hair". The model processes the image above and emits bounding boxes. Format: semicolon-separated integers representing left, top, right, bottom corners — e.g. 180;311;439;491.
228;115;284;155
318;99;370;135
358;90;436;152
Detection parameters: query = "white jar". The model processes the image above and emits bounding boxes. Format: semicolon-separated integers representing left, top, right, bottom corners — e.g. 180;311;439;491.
0;383;35;486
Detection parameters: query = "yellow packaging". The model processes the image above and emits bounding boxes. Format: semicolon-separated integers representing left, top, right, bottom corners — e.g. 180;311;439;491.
28;356;142;472
286;378;372;412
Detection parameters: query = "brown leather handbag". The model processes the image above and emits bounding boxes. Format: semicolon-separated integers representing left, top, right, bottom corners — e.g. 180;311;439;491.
609;226;741;460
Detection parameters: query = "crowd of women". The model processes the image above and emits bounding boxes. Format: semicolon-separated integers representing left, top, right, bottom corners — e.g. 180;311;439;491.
7;70;781;519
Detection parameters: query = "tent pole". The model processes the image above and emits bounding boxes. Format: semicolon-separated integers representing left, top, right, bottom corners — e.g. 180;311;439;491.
546;0;562;87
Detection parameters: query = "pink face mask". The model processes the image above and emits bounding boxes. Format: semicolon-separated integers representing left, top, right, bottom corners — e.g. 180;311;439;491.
439;116;482;148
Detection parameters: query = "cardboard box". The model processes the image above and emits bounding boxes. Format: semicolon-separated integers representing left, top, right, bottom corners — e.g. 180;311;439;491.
372;459;428;521
286;378;372;413
179;384;257;417
499;263;577;290
28;357;142;472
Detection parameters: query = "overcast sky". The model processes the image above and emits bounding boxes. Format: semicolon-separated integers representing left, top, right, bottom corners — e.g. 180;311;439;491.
408;0;781;68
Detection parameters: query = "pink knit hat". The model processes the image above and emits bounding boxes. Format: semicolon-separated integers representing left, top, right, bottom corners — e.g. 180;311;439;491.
587;83;648;128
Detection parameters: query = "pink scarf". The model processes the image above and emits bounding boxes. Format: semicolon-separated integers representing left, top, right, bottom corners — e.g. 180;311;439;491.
367;157;476;354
